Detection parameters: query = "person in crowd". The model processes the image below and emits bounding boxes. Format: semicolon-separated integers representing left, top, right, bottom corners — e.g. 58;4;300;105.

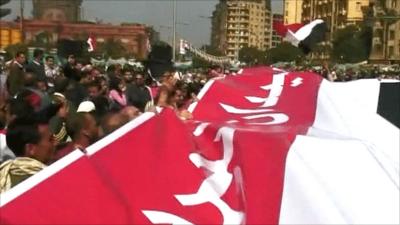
49;93;70;150
85;80;110;120
65;70;87;108
36;78;49;93
100;112;129;136
114;64;123;78
53;111;99;162
21;72;51;111
0;99;15;164
154;71;177;108
126;73;152;112
0;115;55;193
6;51;26;97
26;49;46;81
63;54;79;81
120;106;141;121
44;56;60;87
86;80;102;100
97;75;109;97
109;77;127;110
122;69;134;84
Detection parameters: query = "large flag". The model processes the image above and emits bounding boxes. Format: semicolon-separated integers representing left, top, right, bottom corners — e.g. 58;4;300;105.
0;67;398;224
274;19;328;54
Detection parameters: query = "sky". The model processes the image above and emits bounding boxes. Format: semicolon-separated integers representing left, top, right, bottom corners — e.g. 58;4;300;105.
3;0;283;46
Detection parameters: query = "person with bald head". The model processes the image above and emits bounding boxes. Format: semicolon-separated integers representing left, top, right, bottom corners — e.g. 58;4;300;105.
52;112;99;162
100;112;130;136
120;106;141;121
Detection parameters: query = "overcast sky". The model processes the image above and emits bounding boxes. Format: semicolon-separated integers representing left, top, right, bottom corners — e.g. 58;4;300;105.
3;0;283;46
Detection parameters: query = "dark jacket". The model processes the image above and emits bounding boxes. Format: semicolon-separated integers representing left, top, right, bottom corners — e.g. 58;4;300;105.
7;62;25;96
26;60;46;81
126;84;152;112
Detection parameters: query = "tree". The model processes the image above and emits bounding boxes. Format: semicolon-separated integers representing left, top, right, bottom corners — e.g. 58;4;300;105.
239;47;265;65
27;31;56;52
265;42;304;64
4;43;28;58
331;25;370;63
97;38;126;59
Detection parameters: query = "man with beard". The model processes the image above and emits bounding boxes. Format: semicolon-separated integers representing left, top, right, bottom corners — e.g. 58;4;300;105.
52;112;99;162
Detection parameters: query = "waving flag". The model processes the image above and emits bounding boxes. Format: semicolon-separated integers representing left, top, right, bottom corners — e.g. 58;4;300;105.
274;19;328;54
87;35;96;52
0;67;398;224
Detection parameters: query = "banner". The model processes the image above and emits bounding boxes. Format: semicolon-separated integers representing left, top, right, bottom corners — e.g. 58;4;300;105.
0;68;398;224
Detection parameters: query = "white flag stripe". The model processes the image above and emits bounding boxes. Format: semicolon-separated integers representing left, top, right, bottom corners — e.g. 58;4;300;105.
280;79;400;224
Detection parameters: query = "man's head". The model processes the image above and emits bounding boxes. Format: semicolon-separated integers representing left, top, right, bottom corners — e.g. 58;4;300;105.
36;78;48;92
123;69;133;83
45;56;55;68
100;112;129;136
90;67;101;79
23;71;38;87
66;112;99;146
6;117;54;165
120;106;141;120
160;71;177;89
33;49;44;61
86;81;102;99
15;51;26;65
67;54;76;65
134;73;146;87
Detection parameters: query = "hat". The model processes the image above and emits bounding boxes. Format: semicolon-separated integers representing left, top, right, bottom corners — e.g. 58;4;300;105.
77;101;95;113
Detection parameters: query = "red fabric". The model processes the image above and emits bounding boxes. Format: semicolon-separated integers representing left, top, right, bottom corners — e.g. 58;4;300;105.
52;143;75;162
0;67;323;224
273;21;303;37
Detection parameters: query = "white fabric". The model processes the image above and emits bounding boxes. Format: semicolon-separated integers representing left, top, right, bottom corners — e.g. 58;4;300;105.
0;134;15;164
293;19;325;42
279;79;400;224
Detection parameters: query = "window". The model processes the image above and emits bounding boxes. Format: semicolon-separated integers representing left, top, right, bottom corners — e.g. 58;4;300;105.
356;2;362;11
389;46;394;57
398;40;400;54
285;10;289;16
390;30;395;40
393;0;397;8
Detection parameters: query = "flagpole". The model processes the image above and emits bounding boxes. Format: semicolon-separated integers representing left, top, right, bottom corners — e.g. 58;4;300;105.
20;0;24;42
172;0;177;62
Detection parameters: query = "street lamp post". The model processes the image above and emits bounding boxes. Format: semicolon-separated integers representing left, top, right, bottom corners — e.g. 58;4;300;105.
172;0;177;62
20;0;24;42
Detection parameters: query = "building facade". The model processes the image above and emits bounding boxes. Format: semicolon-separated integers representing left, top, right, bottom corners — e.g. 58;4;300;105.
284;0;303;25
301;0;370;59
211;0;272;60
272;14;283;48
1;20;150;59
0;21;22;50
32;0;83;22
211;0;228;53
370;0;400;63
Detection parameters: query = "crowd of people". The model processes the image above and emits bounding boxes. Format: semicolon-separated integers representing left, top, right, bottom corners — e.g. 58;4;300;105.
277;63;400;81
0;48;398;194
0;49;209;193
